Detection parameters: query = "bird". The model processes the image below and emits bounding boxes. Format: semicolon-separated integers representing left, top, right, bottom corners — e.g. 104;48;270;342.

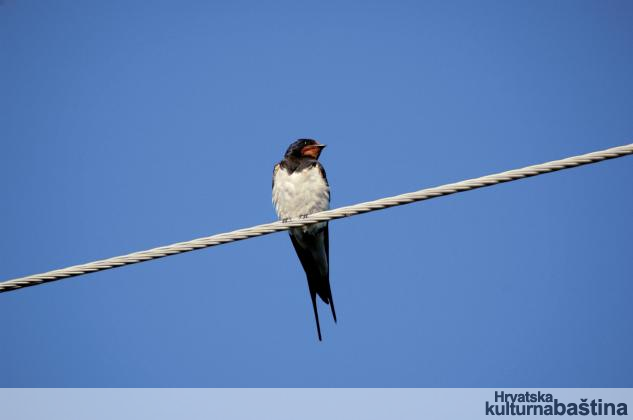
272;139;336;341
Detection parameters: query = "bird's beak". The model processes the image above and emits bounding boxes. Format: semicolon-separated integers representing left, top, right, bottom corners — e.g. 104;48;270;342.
301;143;326;159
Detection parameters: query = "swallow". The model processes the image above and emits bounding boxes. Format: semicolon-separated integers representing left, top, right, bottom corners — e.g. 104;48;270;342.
272;139;336;341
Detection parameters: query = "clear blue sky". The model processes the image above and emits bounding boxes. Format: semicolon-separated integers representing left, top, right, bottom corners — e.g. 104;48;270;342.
1;0;632;387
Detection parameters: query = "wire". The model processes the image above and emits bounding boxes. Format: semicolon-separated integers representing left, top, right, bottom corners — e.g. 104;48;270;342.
1;143;632;293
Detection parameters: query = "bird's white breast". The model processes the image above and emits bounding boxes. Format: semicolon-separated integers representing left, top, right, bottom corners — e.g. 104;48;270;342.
272;165;330;221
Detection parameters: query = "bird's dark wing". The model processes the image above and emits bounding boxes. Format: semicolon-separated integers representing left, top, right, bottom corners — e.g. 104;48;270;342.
289;224;336;341
272;163;280;188
323;225;335;321
316;161;329;188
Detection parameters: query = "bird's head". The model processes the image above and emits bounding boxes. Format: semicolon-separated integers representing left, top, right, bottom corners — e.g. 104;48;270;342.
285;139;326;160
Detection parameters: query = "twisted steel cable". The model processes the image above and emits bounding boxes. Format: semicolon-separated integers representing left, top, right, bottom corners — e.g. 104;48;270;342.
1;143;632;294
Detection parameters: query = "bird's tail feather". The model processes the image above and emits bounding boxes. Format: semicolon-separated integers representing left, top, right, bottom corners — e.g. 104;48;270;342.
289;230;335;340
310;291;322;341
329;295;337;323
312;273;336;323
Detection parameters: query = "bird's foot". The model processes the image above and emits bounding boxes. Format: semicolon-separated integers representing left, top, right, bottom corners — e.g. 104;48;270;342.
281;217;291;223
299;214;309;219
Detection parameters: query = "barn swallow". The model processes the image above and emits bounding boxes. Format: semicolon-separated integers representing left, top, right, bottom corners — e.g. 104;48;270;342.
272;139;336;341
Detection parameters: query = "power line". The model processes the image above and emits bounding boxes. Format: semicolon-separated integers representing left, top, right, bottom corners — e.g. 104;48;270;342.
1;143;631;294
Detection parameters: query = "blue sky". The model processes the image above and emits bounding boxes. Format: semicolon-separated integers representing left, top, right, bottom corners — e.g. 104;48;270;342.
1;0;632;387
